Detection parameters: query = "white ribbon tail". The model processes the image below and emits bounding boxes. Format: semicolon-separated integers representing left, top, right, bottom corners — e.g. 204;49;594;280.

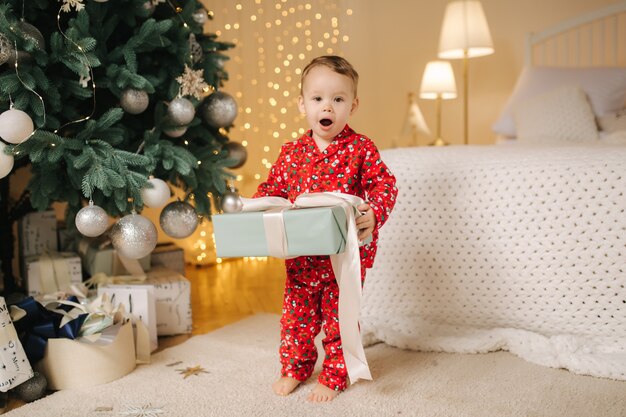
298;192;372;384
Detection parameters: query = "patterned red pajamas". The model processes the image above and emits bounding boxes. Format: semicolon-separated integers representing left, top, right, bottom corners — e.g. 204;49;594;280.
255;125;397;390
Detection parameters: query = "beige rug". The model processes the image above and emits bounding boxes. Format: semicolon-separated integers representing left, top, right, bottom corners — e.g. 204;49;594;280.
6;314;626;417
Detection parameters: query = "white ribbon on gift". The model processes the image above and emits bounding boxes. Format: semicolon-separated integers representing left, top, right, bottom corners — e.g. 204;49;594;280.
38;252;73;295
240;192;372;384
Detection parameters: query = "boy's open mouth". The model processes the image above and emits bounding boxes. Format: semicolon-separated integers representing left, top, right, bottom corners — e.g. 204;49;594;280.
319;118;333;126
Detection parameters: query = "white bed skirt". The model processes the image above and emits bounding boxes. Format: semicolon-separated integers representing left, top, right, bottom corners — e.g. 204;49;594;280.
362;144;626;380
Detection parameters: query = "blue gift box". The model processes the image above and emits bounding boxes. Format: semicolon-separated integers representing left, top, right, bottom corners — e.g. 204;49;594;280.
213;206;370;258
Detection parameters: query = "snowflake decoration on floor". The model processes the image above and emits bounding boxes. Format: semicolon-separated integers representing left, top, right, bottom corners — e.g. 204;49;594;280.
59;0;85;13
176;365;209;379
176;65;210;100
118;404;165;417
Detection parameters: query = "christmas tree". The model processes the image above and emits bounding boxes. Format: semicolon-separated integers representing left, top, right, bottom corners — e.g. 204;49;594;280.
0;0;240;293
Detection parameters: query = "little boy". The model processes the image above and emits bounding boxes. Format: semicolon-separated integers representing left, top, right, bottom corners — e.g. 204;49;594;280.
254;55;397;402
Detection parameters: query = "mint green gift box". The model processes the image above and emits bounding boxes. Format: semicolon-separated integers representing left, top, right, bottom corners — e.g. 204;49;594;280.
213;206;370;258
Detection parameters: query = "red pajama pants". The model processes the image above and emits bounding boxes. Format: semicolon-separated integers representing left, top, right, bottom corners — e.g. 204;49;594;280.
279;257;367;391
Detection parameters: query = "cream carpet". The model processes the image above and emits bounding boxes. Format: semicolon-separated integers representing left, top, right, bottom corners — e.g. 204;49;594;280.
6;314;626;417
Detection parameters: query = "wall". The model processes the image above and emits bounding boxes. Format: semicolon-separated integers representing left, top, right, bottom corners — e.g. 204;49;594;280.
343;0;618;148
206;0;617;197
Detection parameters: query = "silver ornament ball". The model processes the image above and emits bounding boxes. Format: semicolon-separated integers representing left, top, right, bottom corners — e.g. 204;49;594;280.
110;213;158;259
201;91;238;128
167;97;196;125
160;201;199;239
164;126;187;138
75;202;109;237
120;88;149;114
0;33;11;66
222;141;248;169
189;34;203;64
221;190;243;213
13;372;47;403
17;21;45;51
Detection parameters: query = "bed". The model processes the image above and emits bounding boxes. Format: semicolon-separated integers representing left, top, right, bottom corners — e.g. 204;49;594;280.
361;2;626;381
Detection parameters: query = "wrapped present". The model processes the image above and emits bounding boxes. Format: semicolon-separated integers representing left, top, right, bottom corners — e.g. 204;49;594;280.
78;237;150;277
18;211;57;259
23;252;83;297
57;220;80;252
0;297;34;392
36;321;136;390
213;206;348;258
97;285;158;352
151;243;186;275
213;197;371;258
144;267;192;336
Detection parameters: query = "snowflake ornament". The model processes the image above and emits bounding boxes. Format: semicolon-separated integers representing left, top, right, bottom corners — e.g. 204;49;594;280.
175;65;210;100
118;404;165;417
176;365;209;379
59;0;85;13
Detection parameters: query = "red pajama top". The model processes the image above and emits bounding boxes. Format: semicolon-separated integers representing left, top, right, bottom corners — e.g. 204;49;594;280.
254;124;397;269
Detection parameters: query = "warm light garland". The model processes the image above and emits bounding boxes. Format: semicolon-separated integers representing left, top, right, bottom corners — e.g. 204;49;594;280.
183;1;353;265
210;0;353;196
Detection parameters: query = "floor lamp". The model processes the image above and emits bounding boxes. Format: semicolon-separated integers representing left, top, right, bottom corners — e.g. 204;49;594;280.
420;61;457;146
438;0;494;145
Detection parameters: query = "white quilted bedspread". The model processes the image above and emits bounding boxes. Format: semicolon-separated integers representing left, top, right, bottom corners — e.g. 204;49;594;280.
362;144;626;380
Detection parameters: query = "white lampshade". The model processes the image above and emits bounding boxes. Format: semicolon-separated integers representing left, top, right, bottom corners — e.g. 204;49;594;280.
438;1;494;59
420;61;457;100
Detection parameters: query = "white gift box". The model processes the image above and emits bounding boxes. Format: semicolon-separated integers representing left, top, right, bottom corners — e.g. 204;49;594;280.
151;243;185;276
0;297;34;392
97;285;158;352
24;252;83;297
144;267;192;336
18;211;57;259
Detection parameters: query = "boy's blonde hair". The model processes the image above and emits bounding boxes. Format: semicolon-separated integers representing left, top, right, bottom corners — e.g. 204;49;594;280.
300;55;359;96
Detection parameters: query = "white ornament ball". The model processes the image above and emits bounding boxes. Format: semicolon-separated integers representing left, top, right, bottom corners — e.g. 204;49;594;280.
0;142;14;179
167;97;195;125
192;9;208;25
0;109;34;144
141;178;170;208
110;213;158;259
75;202;109;237
120;88;149;114
201;91;238;128
160;201;198;239
221;190;243;213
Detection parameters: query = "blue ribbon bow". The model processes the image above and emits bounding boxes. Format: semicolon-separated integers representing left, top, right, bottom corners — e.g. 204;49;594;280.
13;296;88;364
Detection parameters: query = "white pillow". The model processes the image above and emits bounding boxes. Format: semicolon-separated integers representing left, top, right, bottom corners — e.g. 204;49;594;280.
597;109;626;133
514;86;598;144
493;66;626;137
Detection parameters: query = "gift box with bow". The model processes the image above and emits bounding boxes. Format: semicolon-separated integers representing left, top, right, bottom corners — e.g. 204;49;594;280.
213;193;371;258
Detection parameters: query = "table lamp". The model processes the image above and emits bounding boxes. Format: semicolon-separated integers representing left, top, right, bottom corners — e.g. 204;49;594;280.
420;60;457;146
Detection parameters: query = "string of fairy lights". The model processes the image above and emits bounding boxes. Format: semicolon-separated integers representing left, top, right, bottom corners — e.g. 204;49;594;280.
188;0;353;265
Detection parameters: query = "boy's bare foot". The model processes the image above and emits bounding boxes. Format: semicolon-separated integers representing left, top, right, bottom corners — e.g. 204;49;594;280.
272;377;301;396
306;383;340;402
